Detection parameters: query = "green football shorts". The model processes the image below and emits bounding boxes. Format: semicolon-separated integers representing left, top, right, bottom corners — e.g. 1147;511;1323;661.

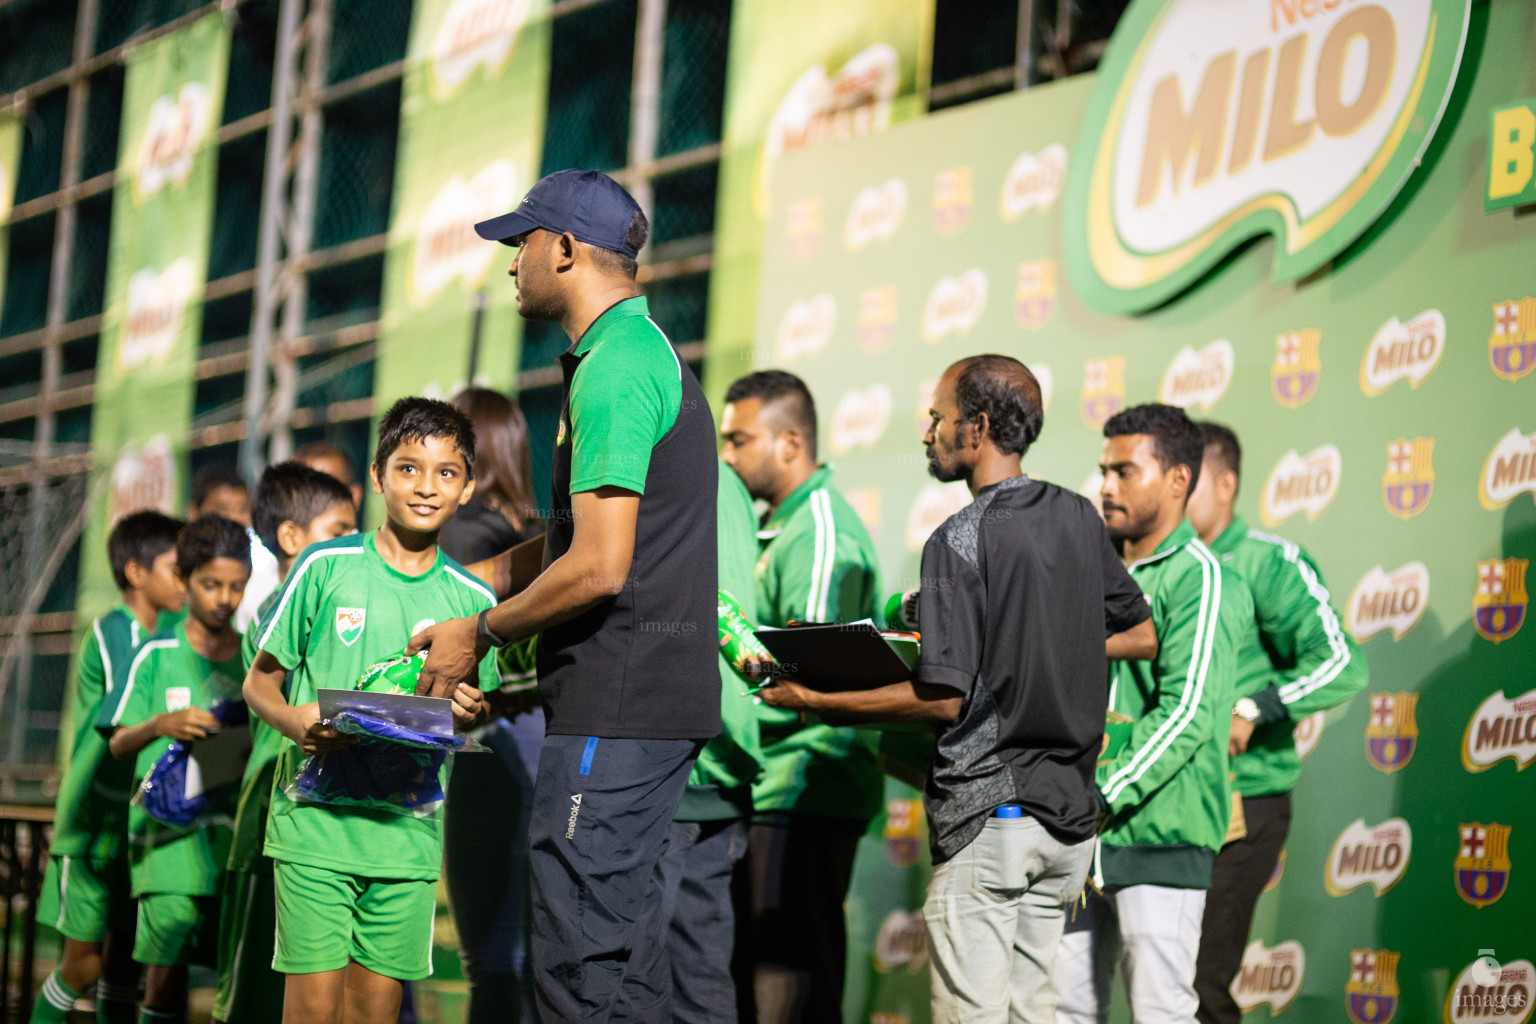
214;867;284;1023
273;860;435;980
37;855;134;943
134;893;219;967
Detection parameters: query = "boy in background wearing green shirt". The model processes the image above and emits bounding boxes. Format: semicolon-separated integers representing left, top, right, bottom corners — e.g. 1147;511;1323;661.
213;463;356;1024
104;515;252;1024
34;511;186;1024
243;398;495;1024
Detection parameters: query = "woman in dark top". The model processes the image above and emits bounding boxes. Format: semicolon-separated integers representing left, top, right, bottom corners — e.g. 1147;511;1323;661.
440;388;544;1024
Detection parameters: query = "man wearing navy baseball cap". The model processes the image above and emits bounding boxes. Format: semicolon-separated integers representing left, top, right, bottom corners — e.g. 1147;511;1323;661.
408;169;721;1022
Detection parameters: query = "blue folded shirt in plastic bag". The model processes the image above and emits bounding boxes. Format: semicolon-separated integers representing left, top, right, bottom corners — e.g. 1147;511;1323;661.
136;699;250;828
287;710;468;818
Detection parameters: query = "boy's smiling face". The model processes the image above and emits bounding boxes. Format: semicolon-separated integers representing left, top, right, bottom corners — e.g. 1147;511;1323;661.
371;435;475;534
184;557;249;633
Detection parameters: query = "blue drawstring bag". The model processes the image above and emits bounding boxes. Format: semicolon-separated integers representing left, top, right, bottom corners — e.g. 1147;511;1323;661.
284;649;482;818
136;699;250;828
289;711;466;816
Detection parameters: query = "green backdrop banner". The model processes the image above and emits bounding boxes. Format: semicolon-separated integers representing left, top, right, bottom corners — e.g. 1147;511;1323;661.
0;112;21;323
757;2;1533;1022
374;0;551;420
77;11;231;624
700;0;933;414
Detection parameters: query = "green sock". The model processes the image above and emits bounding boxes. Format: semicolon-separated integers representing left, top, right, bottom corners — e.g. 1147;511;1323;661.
96;981;138;1024
32;970;81;1024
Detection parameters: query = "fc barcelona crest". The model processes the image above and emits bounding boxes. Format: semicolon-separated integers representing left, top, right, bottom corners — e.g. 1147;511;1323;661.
857;286;898;354
335;607;367;647
1453;822;1511;909
1474;558;1529;644
1382;438;1434;520
1365;692;1417;774
932;166;972;236
1489;299;1536;382
1345;949;1400;1024
1272;330;1321;408
1080;356;1125;429
1014;259;1057;330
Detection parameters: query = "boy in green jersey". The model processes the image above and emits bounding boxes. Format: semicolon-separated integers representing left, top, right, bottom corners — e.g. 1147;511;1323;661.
34;511;186;1024
243;398;495;1024
104;515;252;1024
214;463;356;1024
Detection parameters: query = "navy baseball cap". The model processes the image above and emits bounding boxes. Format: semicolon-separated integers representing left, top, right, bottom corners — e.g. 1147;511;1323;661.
473;169;643;258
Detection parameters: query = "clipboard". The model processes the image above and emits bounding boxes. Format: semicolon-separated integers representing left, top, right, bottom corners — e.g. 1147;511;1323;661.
751;621;919;692
317;688;456;738
182;724;251;798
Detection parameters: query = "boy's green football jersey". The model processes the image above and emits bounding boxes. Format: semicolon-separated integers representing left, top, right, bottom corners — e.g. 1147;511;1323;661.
254;531;497;881
751;465;883;821
112;619;245;896
228;589;285;874
1210;517;1367;797
1097;520;1253;889
52;607;152;862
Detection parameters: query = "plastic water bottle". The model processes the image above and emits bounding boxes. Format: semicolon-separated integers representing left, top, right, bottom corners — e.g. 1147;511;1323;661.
718;589;772;676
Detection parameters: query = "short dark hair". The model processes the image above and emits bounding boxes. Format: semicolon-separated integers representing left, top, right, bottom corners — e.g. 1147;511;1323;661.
725;370;818;458
252;462;356;556
293;440;357;484
1103;403;1204;494
952;355;1045;457
190;464;246;509
588;210;650;279
176;514;252;579
1199;422;1242;483
373;397;477;476
108;511;185;591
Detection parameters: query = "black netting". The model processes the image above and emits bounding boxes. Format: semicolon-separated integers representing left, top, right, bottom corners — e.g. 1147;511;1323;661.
650;162;717;246
194;368;246;417
327;0;411;85
305;252;384;324
645;270;708;343
0;350;43;392
200;292;254;347
0;418;37;440
295;350;374;408
223;0;278;124
0;212;55;337
518;320;568;372
1062;0;1131;51
657;0;730;158
313;81;401;248
15;87;67;205
23;652;69;760
0;0;76;95
80;65;125;181
39;534;82;613
541;0;636;175
189;439;240;474
61;335;98;376
208;129;267;280
932;0;1018;87
53;404;92;447
67;191;112;321
94;0;207;55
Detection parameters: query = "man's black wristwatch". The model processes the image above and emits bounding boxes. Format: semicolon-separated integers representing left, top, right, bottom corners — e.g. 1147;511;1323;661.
478;608;509;649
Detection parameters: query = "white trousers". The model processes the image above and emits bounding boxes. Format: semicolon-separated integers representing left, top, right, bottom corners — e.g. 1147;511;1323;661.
1053;885;1207;1024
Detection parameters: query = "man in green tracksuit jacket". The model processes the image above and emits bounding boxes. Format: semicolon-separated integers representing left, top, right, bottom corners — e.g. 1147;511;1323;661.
1186;423;1368;1024
1056;404;1253;1024
658;463;765;1024
720;370;882;1024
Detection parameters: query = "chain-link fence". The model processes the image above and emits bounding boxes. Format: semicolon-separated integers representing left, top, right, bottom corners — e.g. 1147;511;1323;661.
0;466;94;802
